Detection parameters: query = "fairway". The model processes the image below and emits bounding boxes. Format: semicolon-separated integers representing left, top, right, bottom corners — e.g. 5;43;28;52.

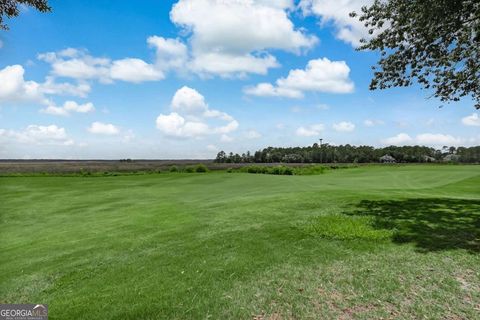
1;165;479;319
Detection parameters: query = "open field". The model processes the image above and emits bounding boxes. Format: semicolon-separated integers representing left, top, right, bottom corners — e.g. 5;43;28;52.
1;165;479;319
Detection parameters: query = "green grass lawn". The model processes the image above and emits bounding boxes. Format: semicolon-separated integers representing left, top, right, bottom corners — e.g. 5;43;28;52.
1;165;479;319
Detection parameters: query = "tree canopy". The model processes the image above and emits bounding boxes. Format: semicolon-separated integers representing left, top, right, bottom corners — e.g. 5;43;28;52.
215;144;480;164
0;0;51;30
352;0;480;109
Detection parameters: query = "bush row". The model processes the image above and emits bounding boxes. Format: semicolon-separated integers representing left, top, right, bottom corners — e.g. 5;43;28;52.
169;164;209;173
226;165;328;176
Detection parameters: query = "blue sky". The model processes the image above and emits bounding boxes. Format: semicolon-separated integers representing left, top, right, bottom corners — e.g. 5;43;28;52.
0;0;479;159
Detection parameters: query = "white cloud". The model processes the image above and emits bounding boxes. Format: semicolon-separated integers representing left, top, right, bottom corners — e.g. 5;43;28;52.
0;124;74;146
333;121;355;132
296;123;324;136
364;119;384;127
462;113;480;127
220;134;234;142
41;101;95;116
0;65;93;110
382;133;413;145
38;49;112;82
245;58;354;98
156;87;239;138
300;0;373;47
41;77;91;98
40;105;69;116
156;112;210;138
110;58;164;83
215;120;239;134
189;52;279;78
87;122;120;135
170;86;236;122
0;65;46;104
245;130;262;139
203;109;234;121
382;133;463;147
245;82;302;98
63;101;94;113
38;48;162;84
381;133;413;145
147;36;189;73
170;0;317;77
171;86;208;114
416;133;462;146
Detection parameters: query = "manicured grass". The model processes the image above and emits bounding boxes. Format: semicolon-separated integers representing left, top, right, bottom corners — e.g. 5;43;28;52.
1;165;479;319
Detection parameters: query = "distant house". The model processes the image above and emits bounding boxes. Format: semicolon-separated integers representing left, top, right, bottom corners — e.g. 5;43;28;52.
443;154;460;162
423;155;436;162
380;154;396;163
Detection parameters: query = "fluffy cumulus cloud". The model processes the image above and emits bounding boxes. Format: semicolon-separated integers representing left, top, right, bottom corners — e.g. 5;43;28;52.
38;49;112;82
296;123;324;136
462;113;480;127
244;58;354;98
156;112;210;138
170;0;317;77
381;133;413;145
40;76;91;98
300;0;373;47
156;86;239;138
110;58;163;83
147;36;188;74
0;64;92;109
41;101;95;116
0;65;47;104
382;133;463;147
332;121;355;132
0;124;74;146
87;122;120;135
171;86;209;115
38;48;162;84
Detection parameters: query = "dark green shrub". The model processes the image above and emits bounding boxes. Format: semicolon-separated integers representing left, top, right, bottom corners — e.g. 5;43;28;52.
271;166;287;175
270;166;279;175
169;165;179;172
195;164;208;173
291;165;323;175
185;166;195;173
247;166;259;173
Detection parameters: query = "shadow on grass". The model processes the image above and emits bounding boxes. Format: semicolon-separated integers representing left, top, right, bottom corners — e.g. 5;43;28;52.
348;198;480;253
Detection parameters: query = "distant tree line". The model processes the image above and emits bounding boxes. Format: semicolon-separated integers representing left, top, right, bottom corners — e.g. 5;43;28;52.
215;144;480;164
